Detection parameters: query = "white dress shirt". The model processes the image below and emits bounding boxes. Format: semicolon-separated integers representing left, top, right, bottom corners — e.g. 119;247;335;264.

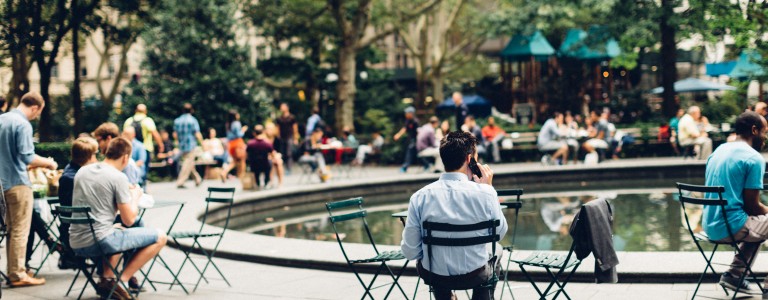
401;172;508;276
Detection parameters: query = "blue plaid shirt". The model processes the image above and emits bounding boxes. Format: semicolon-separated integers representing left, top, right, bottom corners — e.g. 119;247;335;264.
174;113;200;153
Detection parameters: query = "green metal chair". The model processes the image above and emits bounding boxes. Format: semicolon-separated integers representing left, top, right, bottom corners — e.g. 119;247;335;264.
326;197;411;300
421;219;501;299
57;205;135;300
677;182;758;300
498;189;524;300
169;187;235;292
512;208;581;300
29;197;61;277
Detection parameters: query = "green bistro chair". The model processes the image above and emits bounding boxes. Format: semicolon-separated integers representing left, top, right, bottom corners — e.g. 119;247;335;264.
498;189;524;300
29;197;62;277
326;197;411;300
677;182;759;300
421;219;502;299
169;187;235;292
57;205;135;300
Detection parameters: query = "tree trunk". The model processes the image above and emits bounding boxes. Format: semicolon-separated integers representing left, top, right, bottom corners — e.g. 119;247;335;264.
8;50;30;111
335;46;356;134
307;39;322;109
39;69;53;142
431;74;444;107
72;2;83;136
660;0;678;117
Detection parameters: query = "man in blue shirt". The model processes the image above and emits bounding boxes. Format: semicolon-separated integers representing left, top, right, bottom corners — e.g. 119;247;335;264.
123;126;148;189
702;111;768;295
401;131;507;300
0;92;57;287
174;103;203;188
305;107;322;138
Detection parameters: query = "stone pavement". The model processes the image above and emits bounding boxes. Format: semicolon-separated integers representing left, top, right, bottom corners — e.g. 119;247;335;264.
4;158;766;299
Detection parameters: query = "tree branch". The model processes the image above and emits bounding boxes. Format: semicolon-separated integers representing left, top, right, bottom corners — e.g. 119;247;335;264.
357;0;442;49
328;0;351;40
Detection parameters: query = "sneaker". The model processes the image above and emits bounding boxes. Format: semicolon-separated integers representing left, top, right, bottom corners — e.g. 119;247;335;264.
400;167;407;173
9;276;46;287
719;272;762;295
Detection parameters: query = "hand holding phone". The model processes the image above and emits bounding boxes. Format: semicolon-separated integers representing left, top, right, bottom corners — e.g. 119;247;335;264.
469;157;482;178
470;158;493;186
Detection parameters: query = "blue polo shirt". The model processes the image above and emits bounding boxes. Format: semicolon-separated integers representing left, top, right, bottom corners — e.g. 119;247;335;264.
0;109;37;191
174;113;201;153
702;141;765;241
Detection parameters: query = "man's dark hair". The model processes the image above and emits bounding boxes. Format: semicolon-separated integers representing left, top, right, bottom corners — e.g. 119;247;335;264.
105;137;133;160
734;111;765;137
182;103;193;114
440;131;477;172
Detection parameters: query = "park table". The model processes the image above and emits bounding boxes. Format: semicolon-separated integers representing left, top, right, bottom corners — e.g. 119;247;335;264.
136;199;190;295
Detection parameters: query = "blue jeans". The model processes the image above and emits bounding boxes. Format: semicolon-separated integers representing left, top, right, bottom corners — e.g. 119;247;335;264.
73;218;157;275
402;141;417;169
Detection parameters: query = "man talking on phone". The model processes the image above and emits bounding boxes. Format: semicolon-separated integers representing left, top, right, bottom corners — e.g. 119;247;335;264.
401;131;507;300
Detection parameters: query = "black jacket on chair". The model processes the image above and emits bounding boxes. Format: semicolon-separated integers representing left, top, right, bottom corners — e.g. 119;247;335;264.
569;198;619;283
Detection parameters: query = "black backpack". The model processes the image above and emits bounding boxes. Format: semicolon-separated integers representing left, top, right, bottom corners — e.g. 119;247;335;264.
131;117;145;142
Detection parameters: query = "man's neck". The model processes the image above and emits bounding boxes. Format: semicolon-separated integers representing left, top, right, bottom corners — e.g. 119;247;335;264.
103;159;122;170
15;106;33;120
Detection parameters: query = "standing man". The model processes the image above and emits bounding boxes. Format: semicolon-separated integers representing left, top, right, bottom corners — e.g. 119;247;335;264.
0;92;57;287
393;106;420;173
174;103;204;188
416;116;444;173
401;131;506;300
123;104;164;174
701;112;768;295
678;106;713;160
453;92;470;131
305;107;323;139
275;103;299;172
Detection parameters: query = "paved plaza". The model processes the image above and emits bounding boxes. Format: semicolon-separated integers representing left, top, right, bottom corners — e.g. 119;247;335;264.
5;158;768;299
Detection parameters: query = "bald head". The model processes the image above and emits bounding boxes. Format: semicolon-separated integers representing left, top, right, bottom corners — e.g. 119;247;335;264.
688;106;701;120
756;102;767;116
123;126;136;140
136;104;147;113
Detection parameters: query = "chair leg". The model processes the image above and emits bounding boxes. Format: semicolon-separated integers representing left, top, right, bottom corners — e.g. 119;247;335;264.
501;251;517;300
353;262;382;300
381;260;410;300
549;263;580;300
691;244;726;299
730;244;764;300
518;264;546;300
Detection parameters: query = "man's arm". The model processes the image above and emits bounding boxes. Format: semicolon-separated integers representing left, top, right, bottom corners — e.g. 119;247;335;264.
293;123;300;143
743;189;768;216
152;130;164;154
28;156;57;170
401;195;423;261
393;127;406;141
116;181;141;227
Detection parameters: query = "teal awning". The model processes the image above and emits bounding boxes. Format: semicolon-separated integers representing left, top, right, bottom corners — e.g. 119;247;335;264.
501;30;555;61
559;26;620;61
705;61;736;76
729;50;764;79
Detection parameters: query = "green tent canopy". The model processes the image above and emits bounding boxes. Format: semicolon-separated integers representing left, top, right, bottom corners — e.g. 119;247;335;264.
501;30;555;61
559;26;620;61
729;50;765;79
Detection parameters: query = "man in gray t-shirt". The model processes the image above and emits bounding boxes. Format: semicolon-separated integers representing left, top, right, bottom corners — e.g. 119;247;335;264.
537;113;569;164
69;137;167;298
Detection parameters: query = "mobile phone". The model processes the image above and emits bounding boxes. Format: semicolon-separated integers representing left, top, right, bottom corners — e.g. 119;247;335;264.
469;157;482;178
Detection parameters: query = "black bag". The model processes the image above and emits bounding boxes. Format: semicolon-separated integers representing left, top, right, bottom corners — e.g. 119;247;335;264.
131;117;145;142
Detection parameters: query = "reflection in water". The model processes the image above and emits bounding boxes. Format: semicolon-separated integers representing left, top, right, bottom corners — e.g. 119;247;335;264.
233;191;707;251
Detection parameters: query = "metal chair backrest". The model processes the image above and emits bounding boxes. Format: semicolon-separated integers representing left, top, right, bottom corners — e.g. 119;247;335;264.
676;183;735;242
498;189;523;249
56;205;108;257
422;219;501;288
198;187;236;237
326;197;379;263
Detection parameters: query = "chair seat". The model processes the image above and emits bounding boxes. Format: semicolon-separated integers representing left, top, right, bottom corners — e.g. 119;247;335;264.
350;250;406;264
694;232;732;244
170;231;222;239
513;252;580;269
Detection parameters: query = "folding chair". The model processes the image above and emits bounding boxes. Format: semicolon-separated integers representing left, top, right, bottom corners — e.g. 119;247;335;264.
57;205;134;300
0;226;9;284
169;187;235;292
421;219;501;299
512;227;581;299
297;160;316;183
677;182;758;300
326;197;411;299
29;197;62;277
498;189;524;300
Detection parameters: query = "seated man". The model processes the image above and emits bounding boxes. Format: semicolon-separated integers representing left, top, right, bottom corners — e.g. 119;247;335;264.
702;112;768;295
401;131;507;300
482;116;507;163
354;131;384;165
678;106;713;160
246;125;273;188
581;111;610;159
58;137;100;269
416;116;444;172
298;128;330;182
123;126;147;189
538;112;569;165
93;122;143;186
69;137;167;299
